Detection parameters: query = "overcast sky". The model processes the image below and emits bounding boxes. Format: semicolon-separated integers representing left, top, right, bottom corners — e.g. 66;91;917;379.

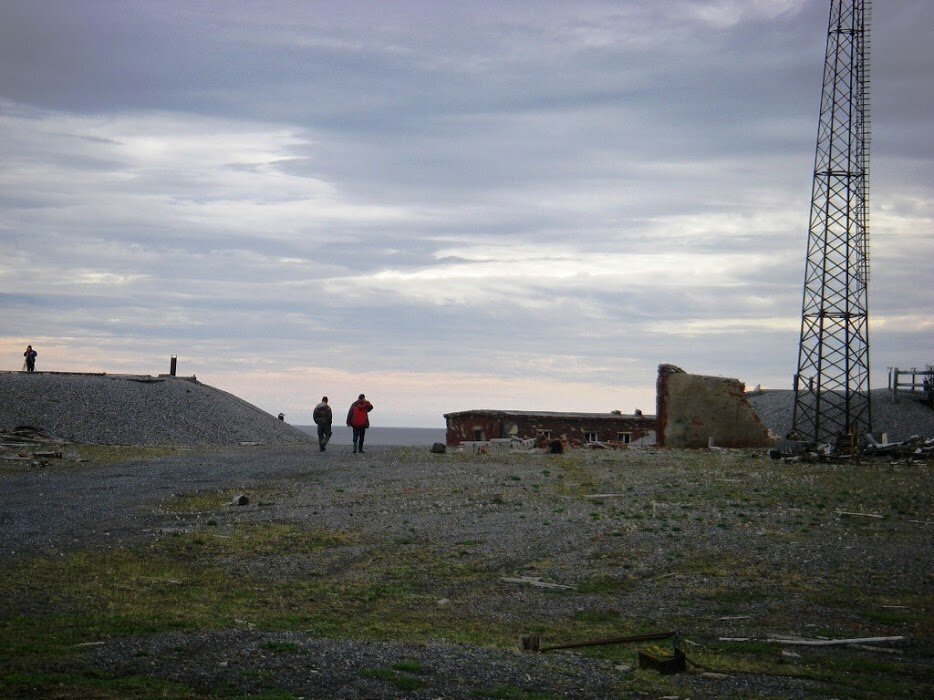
1;1;931;427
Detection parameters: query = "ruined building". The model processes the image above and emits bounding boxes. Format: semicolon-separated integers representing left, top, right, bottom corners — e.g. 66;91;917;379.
444;409;656;447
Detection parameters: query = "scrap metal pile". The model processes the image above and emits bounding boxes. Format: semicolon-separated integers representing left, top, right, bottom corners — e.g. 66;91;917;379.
863;434;934;463
770;433;933;465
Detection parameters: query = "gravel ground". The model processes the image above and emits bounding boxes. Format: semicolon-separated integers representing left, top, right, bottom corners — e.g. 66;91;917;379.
2;444;931;698
1;373;932;698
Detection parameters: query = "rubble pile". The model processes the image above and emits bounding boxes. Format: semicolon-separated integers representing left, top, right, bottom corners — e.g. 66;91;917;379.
0;426;67;468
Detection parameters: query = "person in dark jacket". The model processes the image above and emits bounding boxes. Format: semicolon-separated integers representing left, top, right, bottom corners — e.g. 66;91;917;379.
346;393;373;454
312;396;332;452
23;345;37;372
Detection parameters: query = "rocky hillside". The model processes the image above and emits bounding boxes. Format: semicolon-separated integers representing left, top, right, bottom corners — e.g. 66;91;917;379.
0;372;315;446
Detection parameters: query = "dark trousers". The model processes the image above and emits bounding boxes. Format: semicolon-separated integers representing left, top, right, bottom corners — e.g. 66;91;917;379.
25;359;35;372
352;426;366;452
317;423;331;451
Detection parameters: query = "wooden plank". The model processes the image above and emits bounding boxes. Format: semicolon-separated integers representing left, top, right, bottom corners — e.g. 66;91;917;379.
720;636;905;646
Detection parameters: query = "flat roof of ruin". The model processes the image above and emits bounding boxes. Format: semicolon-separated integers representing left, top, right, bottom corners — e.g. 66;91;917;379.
443;409;655;420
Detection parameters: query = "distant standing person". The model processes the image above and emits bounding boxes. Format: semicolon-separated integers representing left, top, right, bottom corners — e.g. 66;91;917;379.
346;393;373;454
23;345;37;372
312;396;332;452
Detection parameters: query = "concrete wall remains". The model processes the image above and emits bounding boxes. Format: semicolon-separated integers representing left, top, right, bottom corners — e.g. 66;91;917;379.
656;364;773;448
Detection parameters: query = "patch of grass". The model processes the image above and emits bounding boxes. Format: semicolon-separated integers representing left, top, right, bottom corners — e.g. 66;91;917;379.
0;521;508;682
360;665;424;691
572;609;620;624
392;660;425;674
0;445;200;476
475;687;560;699
167;488;276;514
70;444;196;466
261;641;303;653
697;641;931;699
0;670;198;699
577;576;633;595
858;608;911;626
359;667;397;681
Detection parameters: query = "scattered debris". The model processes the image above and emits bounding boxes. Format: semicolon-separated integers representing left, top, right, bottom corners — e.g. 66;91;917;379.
720;635;905;647
0;428;68;468
0;426;68;447
853;644;903;654
501;576;575;590
835;510;884;519
639;647;686;674
864;434;933;463
768;433;933;463
521;630;677;653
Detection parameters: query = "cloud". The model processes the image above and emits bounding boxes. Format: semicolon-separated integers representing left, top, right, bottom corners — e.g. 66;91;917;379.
0;1;931;426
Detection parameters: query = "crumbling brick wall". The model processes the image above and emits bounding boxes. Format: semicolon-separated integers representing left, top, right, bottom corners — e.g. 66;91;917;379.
656;364;773;448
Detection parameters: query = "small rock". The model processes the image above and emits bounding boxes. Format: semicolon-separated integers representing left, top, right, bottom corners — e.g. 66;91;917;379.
230;494;249;506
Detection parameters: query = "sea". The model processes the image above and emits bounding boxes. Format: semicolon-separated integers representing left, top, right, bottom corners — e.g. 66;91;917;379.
296;425;445;446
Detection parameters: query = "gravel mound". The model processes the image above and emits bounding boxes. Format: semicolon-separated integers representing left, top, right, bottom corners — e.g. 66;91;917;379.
748;387;934;442
0;371;315;446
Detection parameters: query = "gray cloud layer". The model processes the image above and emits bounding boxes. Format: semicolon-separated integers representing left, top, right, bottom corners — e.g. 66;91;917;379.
1;1;931;425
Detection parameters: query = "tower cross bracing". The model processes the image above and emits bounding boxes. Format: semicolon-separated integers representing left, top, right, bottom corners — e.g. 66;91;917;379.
792;0;872;446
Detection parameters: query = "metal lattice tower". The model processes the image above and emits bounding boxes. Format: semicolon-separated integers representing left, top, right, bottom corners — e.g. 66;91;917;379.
792;0;872;446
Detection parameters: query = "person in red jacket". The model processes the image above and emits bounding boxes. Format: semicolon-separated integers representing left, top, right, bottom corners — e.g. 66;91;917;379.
346;393;373;454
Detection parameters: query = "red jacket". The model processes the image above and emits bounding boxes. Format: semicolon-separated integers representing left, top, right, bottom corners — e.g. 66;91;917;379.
346;399;373;428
